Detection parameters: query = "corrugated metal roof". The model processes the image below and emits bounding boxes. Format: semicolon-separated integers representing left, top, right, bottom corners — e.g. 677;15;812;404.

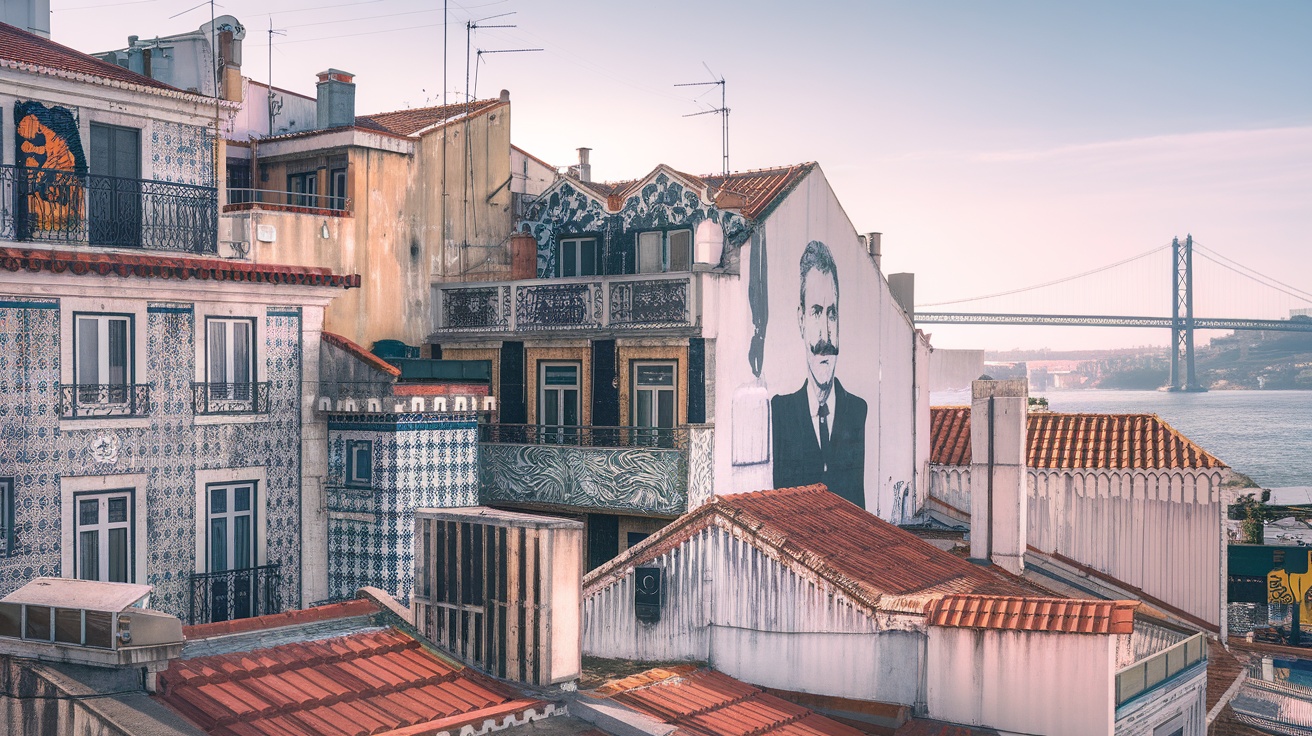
927;595;1136;634
599;667;867;736
586;485;1034;617
929;407;1226;469
356;99;505;137
156;601;547;736
0;21;186;94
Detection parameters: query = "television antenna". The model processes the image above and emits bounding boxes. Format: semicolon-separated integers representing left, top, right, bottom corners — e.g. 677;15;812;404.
465;12;516;113
267;20;287;135
676;63;728;175
473;47;542;101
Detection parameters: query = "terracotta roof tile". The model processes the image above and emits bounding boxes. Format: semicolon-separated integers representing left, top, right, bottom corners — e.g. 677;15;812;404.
928;407;1226;470
320;331;402;377
356;99;505;137
571;163;814;222
601;668;866;736
158;616;544;736
0;21;186;94
927;595;1137;634
0;247;361;289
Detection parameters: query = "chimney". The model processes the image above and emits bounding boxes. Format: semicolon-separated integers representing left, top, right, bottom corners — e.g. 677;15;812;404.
862;232;883;270
499;89;510;102
575;147;592;183
888;273;915;319
315;69;356;130
969;378;1028;575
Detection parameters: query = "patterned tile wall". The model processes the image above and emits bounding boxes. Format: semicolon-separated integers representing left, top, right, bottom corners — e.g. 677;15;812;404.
326;415;478;604
150;120;214;186
0;298;304;620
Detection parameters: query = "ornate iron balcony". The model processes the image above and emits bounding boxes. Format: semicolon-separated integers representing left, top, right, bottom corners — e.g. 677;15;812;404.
0;164;218;253
188;563;283;625
191;382;271;416
56;384;153;419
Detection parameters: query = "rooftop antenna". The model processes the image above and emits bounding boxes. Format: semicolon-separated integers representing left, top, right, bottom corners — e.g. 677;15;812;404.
473;47;542;101
676;63;728;175
465;12;515;115
267;19;287;135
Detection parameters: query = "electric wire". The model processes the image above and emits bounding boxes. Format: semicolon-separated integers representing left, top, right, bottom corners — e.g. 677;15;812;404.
916;243;1170;308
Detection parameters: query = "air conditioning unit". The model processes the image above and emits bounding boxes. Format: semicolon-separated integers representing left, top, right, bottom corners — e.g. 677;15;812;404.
413;507;583;687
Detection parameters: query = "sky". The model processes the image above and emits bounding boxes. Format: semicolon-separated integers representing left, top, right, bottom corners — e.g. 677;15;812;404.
47;0;1312;351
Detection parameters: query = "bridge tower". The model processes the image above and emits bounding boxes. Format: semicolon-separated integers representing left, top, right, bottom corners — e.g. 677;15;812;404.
1169;234;1204;391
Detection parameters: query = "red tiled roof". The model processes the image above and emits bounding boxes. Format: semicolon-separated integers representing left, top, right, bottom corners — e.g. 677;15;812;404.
0;21;186;94
928;407;1227;469
597;667;867;736
321;331;401;377
182;599;378;640
927;595;1136;635
587;485;1033;616
0;247;361;289
158;603;547;736
571;163;814;221
356;99;505;137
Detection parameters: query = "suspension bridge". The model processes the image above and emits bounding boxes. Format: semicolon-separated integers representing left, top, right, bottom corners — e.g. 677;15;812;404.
914;236;1312;391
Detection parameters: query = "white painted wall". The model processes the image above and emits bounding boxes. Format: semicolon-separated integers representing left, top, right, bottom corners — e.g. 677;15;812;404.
1113;665;1207;736
709;167;920;519
582;524;923;705
927;626;1117;736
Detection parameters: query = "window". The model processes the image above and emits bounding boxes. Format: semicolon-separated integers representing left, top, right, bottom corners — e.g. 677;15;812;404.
288;171;317;207
74;313;132;406
206;318;254;404
74;490;133;583
0;478;12;557
208;483;255;574
558;237;599;277
632;361;676;446
346;441;373;486
227;158;252;204
329;167;348;211
89;123;142;248
539;363;580;443
635;230;692;274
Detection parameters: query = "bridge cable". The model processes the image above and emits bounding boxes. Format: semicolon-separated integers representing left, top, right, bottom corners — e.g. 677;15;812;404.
916;243;1169;308
1192;249;1312;306
1191;242;1312;304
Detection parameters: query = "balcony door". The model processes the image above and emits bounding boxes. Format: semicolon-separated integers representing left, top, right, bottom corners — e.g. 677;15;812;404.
539;363;580;443
74;490;133;583
632;362;676;447
89;123;141;247
206;482;257;622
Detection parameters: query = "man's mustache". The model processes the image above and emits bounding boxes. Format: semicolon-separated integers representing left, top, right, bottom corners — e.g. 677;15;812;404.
810;340;838;356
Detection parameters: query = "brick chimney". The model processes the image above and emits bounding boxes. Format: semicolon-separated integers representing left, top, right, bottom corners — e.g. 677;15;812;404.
969;378;1028;575
315;69;356;130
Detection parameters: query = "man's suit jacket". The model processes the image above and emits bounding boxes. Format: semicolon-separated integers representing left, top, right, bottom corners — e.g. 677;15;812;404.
770;378;868;508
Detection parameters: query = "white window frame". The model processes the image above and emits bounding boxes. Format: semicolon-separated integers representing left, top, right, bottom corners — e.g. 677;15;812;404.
346;441;373;487
192;303;267;426
60;475;147;586
631;361;677;429
539;361;582;443
60;298;149;431
206;317;255;386
73;313;133;408
558;237;600;277
72;489;135;583
193;467;267;574
0;478;13;557
206;482;257;573
635;230;692;274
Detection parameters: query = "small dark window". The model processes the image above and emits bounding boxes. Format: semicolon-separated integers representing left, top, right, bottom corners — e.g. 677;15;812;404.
25;605;51;641
329;168;348;211
288;172;317;207
558;238;599;277
346;441;372;486
0;478;12;556
626;532;650;548
0;602;20;638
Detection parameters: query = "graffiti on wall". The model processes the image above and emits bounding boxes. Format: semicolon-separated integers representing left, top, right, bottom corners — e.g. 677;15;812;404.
481;443;687;515
1269;553;1312;623
524;171;750;278
14;101;86;234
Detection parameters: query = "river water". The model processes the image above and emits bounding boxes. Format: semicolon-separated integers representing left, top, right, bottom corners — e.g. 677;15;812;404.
1034;389;1312;488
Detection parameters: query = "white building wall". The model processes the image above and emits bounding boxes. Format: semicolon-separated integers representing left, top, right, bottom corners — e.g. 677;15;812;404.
710;168;919;520
927;626;1116;736
583;524;923;705
1113;665;1207;736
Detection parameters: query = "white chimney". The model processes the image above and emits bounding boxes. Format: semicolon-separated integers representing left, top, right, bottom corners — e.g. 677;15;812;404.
862;232;883;271
575;147;592;183
969;378;1028;575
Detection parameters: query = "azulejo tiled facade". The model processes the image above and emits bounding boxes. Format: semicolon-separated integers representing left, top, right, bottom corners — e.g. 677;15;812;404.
0;298;305;620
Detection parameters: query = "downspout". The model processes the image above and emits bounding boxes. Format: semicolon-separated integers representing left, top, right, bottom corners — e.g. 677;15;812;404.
986;395;995;561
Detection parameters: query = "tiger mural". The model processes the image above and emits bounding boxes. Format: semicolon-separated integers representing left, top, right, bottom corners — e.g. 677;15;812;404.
13;101;86;236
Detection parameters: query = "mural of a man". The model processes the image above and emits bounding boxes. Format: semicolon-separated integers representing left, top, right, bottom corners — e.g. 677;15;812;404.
771;240;868;507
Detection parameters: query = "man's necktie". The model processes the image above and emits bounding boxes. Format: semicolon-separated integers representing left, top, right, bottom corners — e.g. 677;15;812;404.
818;404;831;458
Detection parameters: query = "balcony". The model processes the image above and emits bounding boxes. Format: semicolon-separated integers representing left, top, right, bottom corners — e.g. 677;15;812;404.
479;423;706;516
57;384;153;419
223;187;350;216
433;272;701;336
191;382;271;416
1115;627;1207;708
1;164;218;254
188;564;283;625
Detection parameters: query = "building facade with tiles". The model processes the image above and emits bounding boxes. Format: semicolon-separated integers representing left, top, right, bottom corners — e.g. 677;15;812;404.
0;22;358;622
927;407;1231;633
434;162;932;569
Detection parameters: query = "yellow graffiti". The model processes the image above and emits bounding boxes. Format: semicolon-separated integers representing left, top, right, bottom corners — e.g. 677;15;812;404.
1268;552;1312;622
17;113;83;233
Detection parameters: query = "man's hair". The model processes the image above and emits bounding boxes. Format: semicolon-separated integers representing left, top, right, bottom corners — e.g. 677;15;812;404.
798;240;839;307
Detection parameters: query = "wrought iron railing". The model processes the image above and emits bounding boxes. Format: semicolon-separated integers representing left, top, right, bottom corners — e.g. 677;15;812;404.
56;384;153;419
1114;631;1206;706
480;423;689;450
435;273;697;333
0;164;217;253
188;564;282;625
225;187;350;212
191;382;271;415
